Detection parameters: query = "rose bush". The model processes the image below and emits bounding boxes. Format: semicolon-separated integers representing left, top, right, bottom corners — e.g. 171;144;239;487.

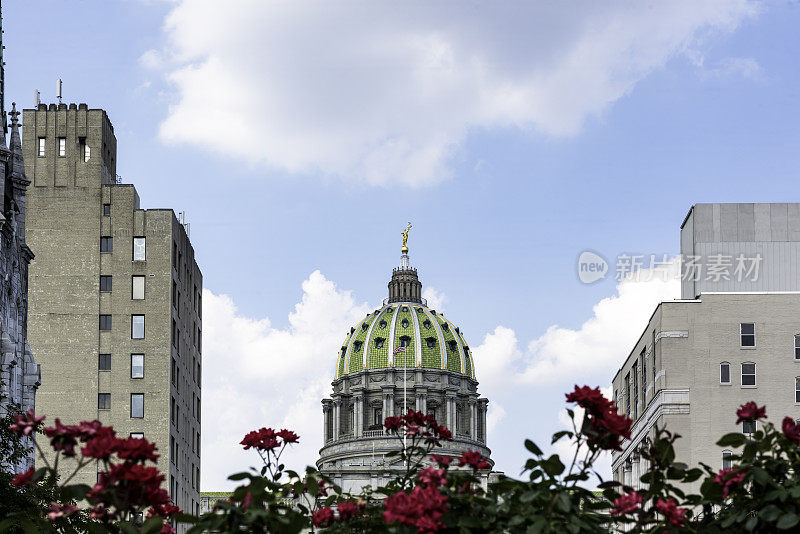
5;387;800;533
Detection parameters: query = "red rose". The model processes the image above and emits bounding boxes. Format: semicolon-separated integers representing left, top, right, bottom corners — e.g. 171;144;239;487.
656;498;688;526
383;416;402;431
8;409;45;437
610;491;641;515
81;427;120;461
115;436;160;463
277;429;299;444
337;501;364;520
43;419;80;457
430;454;453;468
47;502;80;521
418;467;447;488
11;467;35;487
566;385;632;451
384;485;448;533
782;417;800;445
735;402;766;425
714;468;747;499
240;428;280;451
458;450;488;470
313;507;335;527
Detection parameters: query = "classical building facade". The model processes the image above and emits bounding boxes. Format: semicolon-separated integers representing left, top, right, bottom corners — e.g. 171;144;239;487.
318;241;491;493
0;7;40;475
22;104;202;515
612;203;800;491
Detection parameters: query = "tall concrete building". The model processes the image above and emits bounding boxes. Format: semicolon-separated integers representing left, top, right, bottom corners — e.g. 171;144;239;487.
0;6;40;475
612;203;800;490
318;237;492;492
22;104;202;515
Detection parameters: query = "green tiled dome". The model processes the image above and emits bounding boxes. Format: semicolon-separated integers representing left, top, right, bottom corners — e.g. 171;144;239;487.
335;303;475;379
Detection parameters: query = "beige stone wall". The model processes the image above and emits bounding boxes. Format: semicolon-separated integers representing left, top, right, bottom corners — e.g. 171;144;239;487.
23;106;202;517
612;293;800;491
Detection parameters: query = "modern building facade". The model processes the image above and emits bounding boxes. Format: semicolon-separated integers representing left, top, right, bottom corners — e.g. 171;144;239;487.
612;203;800;490
318;239;492;493
22;104;202;515
0;14;40;474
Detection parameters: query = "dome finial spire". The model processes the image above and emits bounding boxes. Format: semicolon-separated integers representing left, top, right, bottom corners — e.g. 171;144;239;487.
401;222;412;254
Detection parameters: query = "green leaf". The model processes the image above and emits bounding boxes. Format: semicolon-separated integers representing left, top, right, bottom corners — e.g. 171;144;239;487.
717;433;746;448
760;505;782;522
745;516;758;531
140;516;165;534
551;431;573;444
227;472;251;481
524;439;543;456
778;513;800;530
542;455;565;477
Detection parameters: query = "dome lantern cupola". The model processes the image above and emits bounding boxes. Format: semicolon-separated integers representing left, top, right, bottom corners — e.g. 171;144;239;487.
388;222;422;304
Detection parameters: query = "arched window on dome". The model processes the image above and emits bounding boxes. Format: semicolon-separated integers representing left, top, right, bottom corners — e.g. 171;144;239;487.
353;340;363;352
447;340;458;352
379;320;387;329
399;336;411;348
401;319;409;328
423;320;432;329
374;337;385;349
441;323;449;332
425;337;437;349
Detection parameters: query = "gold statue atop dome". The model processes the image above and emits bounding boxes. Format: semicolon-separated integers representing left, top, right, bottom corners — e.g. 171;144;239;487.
401;222;412;253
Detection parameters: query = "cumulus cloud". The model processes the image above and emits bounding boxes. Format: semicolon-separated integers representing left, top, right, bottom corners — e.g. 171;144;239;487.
150;0;757;186
201;259;681;486
703;57;763;80
201;271;369;490
422;286;447;312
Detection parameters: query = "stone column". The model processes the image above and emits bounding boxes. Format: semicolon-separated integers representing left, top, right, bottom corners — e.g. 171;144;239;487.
469;400;477;441
322;401;331;443
332;398;341;440
445;392;456;432
354;393;363;437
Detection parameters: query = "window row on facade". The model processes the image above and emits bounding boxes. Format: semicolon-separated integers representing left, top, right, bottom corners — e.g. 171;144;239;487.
98;353;144;378
97;392;144;418
100;275;146;299
100;236;146;260
37;136;91;161
99;314;145;338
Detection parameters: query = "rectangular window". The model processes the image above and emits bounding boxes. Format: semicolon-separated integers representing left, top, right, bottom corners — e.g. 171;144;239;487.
172;281;177;308
100;275;112;292
640;348;647;406
131;354;144;379
795;335;800;360
741;323;756;347
103;204;110;216
100;237;113;253
58;137;66;157
197;397;201;423
130;432;144;439
99;315;112;331
196;432;200;457
624;373;631;417
742;362;756;387
133;237;146;261
84;143;91;162
98;353;111;371
743;420;756;434
98;393;111;410
131;394;144;418
171;357;177;385
132;276;145;300
720;362;731;384
632;362;638;419
171;396;176;424
170;436;175;464
796;377;800;403
38;137;46;157
131;315;145;339
723;451;732;470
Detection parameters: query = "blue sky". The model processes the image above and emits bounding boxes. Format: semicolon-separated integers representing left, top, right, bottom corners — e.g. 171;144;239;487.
6;1;800;488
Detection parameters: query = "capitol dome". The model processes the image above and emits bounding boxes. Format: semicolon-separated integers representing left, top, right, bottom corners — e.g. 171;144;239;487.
335;301;475;380
318;226;492;492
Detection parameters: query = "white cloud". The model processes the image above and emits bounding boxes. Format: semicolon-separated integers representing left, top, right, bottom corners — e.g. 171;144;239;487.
202;260;680;487
151;0;757;187
422;286;447;312
201;271;370;490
